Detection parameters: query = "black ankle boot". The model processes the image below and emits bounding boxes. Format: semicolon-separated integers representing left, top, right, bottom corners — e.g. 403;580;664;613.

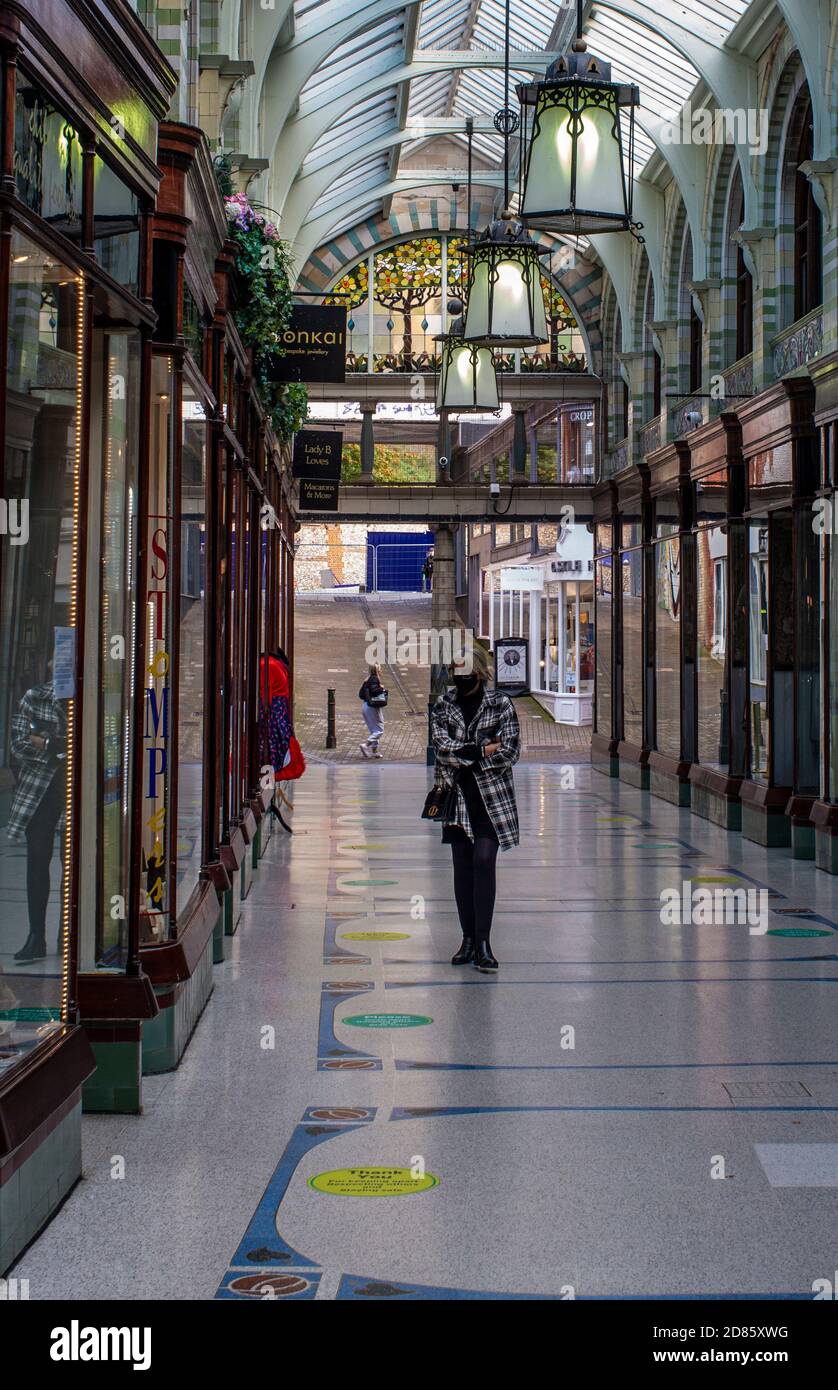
474;940;498;973
451;937;476;965
14;933;47;963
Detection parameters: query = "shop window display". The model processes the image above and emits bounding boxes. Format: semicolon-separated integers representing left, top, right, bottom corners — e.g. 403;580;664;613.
748;523;770;779
177;386;208;911
87;329;140;969
621;550;643;745
655;535;681;758
141;356;174;941
595;557;613;735
696;528;729;770
0;233;81;1059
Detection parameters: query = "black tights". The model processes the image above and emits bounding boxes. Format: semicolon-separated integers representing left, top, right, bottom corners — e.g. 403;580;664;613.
451;836;499;943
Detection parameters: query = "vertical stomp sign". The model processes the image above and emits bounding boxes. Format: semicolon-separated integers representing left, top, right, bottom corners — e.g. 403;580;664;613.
142;509;169;938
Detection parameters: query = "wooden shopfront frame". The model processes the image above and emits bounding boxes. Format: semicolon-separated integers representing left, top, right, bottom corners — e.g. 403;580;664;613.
685;414;748;829
0;0;175;1146
645;439;693;806
736;379;818;848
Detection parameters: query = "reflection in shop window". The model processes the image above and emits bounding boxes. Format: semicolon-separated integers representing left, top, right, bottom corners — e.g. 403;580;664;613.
141;356;174;942
697;527;729;771
655;538;681;759
93;331;140;969
749;528;769;779
622;550;643;746
595;558;613;736
0;233;82;1064
178;389;208;912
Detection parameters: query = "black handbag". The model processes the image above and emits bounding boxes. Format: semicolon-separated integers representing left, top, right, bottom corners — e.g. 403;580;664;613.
422;775;458;821
368;688;388;707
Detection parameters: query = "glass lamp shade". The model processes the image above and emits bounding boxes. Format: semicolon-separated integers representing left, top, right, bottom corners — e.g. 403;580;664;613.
436;338;499;411
518;52;638;236
463;222;549;348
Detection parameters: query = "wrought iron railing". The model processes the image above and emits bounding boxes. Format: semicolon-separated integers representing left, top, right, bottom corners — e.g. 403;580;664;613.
343;348;588;375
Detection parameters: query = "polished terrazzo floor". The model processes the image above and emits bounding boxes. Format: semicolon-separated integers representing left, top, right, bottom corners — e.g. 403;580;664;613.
14;764;838;1300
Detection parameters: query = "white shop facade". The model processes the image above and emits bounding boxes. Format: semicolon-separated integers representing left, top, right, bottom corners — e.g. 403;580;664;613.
482;526;594;726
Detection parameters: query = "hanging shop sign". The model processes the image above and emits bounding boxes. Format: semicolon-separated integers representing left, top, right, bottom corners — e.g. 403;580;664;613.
495;637;530;695
267;305;346;384
298;477;340;512
500;566;544;591
292;429;343;480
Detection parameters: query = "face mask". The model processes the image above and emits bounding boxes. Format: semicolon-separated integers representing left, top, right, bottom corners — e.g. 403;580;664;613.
452;673;480;694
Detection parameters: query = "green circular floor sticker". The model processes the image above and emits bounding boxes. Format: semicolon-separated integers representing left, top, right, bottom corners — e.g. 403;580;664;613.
343;1013;432;1029
308;1167;439;1196
340;931;411;941
767;927;831;938
341;879;397;886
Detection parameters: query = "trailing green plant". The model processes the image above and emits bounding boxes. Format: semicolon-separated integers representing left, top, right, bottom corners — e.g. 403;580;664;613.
224;193;308;442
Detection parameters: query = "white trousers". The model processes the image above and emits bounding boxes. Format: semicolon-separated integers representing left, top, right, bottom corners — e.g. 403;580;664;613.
362;702;384;743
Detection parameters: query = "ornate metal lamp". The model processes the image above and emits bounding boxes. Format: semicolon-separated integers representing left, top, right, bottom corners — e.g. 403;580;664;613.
436;300;500;411
462;213;550;346
516;0;640;236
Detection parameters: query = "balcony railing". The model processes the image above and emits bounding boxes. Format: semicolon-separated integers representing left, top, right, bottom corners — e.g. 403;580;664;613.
344;349;588;374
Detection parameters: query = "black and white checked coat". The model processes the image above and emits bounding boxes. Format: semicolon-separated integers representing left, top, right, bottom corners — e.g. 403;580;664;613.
431;687;521;850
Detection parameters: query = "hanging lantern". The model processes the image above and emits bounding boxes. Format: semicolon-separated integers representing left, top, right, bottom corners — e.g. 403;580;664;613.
436;336;500;412
516;39;640;237
462;212;549;348
435;296;499;411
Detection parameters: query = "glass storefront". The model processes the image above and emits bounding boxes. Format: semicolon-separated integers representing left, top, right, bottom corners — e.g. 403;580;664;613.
747;521;770;778
595;555;613;737
0;233;81;1053
540;582;594;697
86;329;141;969
696;526;729;770
177;385;208;912
654;534;681;758
621;547;643;746
831;529;838;801
142;355;174;942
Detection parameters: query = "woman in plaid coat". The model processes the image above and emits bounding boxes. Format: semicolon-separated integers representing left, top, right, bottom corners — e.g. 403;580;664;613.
430;645;520;973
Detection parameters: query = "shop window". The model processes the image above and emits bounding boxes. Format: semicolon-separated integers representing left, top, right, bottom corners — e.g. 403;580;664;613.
0;233;82;1055
182;282;205;371
622;551;643;745
87;330;141;968
830;535;838;801
560;406;596;484
177;387;209;910
654;538;681;758
141;356;174;943
93;156;142;297
696;529;730;771
595;559;613;736
14;72;83;245
750;530;772;778
794;100;822;322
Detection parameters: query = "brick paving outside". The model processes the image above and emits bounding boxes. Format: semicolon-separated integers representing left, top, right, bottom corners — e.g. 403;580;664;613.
293;593;591;764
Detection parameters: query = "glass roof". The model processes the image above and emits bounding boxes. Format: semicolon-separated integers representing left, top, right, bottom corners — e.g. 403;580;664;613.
288;0;756;249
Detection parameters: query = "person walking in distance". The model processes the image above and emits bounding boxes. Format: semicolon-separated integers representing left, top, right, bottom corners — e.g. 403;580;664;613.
430;643;520;972
358;663;387;759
